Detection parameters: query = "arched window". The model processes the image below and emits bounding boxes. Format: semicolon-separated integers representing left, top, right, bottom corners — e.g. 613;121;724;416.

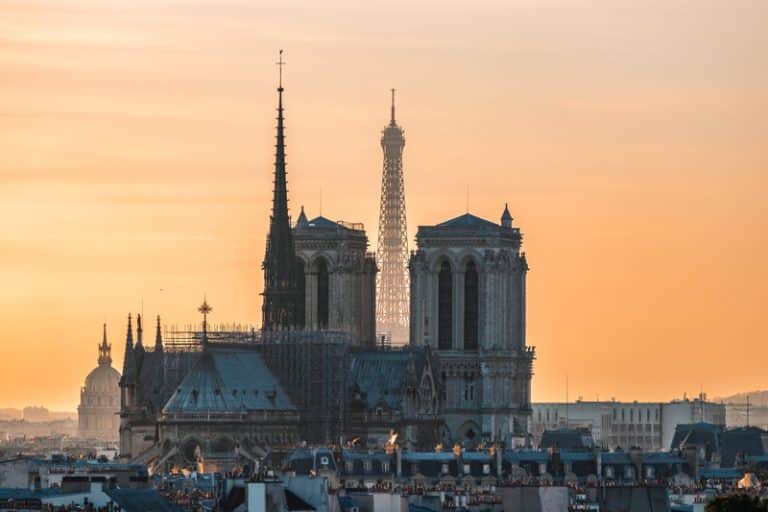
438;260;452;349
296;258;306;328
317;259;329;328
463;260;479;350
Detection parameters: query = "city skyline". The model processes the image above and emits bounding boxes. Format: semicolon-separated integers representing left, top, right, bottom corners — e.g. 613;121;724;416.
2;0;767;411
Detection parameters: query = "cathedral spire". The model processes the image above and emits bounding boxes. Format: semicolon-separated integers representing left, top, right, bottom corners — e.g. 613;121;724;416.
98;323;112;366
121;313;136;382
261;50;303;331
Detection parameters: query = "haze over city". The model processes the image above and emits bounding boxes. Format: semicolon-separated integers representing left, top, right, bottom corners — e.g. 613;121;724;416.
2;0;767;412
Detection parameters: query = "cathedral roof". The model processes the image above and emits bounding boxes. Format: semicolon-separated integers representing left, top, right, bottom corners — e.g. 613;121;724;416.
349;350;424;410
437;213;499;230
163;347;294;413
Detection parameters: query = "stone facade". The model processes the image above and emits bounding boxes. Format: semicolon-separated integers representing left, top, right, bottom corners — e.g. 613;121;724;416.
409;207;534;447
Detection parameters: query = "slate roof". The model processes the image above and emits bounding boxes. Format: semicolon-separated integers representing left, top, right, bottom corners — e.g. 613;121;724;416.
163;347;295;413
720;427;767;467
602;452;632;465
105;488;184;512
342;450;393;463
670;423;724;451
349;350;423;410
0;488;63;500
285;488;315;511
700;468;743;480
437;213;499;230
416;211;522;243
641;453;685;465
540;428;594;451
285;447;337;473
403;452;456;463
502;450;549;463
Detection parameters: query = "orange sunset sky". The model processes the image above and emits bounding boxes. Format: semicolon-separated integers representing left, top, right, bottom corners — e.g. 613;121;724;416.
1;0;767;411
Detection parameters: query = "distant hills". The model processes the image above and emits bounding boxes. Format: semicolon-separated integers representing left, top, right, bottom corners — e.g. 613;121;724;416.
714;391;768;407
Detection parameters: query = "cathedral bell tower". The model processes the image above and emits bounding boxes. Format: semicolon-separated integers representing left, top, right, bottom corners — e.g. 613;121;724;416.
261;50;304;330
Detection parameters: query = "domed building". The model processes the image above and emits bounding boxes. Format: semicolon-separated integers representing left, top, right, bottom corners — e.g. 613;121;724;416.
78;324;121;441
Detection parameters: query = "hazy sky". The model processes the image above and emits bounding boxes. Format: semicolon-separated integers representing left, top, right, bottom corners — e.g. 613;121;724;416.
1;0;767;410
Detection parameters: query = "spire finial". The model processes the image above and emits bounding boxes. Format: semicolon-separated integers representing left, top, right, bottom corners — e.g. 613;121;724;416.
198;296;212;344
277;49;285;90
390;88;396;124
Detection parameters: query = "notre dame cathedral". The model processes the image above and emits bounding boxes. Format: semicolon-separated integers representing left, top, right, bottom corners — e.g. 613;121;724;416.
117;70;534;473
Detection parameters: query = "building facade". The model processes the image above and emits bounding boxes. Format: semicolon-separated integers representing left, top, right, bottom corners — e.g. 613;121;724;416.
530;396;727;451
409;208;535;446
78;325;121;442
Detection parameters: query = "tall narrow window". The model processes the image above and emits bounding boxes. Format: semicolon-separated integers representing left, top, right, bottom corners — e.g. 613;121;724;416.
464;261;479;350
438;260;452;349
296;259;306;329
317;259;329;328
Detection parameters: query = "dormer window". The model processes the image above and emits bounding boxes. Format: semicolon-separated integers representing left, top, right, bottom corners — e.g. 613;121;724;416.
345;461;354;473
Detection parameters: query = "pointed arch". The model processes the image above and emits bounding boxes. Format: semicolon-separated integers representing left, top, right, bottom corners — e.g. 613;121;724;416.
438;259;453;350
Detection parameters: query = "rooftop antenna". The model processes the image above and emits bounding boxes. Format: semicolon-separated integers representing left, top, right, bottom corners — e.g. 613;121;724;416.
747;395;751;427
319;187;323;216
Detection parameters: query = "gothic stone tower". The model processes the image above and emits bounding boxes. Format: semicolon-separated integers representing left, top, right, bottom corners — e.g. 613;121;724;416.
375;90;410;344
409;206;534;447
293;209;377;346
262;51;303;331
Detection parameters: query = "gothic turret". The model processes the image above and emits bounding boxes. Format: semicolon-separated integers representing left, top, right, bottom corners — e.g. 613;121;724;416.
501;203;512;228
154;315;163;353
295;205;308;229
261;50;303;330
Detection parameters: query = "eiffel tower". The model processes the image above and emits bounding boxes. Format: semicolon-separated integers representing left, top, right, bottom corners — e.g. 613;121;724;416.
375;89;410;344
